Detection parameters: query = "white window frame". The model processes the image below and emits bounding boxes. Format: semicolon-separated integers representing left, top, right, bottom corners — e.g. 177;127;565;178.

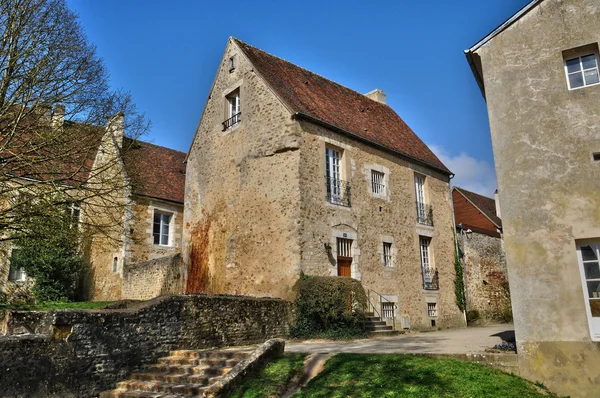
564;53;600;90
576;240;600;341
427;303;438;317
153;210;173;247
326;146;345;205
380;301;396;319
371;170;385;195
8;265;26;282
383;242;393;268
228;91;240;118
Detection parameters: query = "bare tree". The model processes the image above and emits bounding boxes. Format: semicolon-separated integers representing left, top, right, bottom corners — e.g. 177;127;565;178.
0;0;150;242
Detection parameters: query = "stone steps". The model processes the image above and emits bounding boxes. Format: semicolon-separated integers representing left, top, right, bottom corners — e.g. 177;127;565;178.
364;314;401;336
100;349;250;398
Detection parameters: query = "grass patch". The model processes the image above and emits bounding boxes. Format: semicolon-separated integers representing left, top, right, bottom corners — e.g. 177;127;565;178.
230;353;306;398
293;353;560;398
0;301;112;311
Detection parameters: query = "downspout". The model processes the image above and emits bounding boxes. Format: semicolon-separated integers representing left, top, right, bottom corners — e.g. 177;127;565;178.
449;179;468;323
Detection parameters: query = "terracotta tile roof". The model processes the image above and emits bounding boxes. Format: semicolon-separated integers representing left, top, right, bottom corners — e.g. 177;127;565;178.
234;38;451;174
123;138;186;204
454;187;502;227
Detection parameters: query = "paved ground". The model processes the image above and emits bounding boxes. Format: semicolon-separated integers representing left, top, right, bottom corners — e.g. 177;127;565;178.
285;324;514;355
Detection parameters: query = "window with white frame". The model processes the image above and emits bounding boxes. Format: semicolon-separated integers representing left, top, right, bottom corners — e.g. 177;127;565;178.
427;303;438;317
576;241;600;340
381;301;395;318
383;242;393;267
420;237;438;290
371;170;385;195
223;89;241;130
153;211;172;246
565;53;600;90
326;146;350;206
8;265;25;282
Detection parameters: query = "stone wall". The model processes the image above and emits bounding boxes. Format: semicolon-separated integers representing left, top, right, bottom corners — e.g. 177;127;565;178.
459;231;510;322
472;0;600;395
122;253;183;300
0;294;292;397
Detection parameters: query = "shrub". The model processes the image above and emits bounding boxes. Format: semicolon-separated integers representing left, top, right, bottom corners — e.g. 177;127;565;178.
291;274;367;339
466;309;480;324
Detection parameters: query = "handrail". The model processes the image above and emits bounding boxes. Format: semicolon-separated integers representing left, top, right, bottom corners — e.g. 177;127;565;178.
367;289;397;331
365;292;383;321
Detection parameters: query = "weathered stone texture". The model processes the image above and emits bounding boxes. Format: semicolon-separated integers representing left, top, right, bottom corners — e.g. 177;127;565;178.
0;294;292;397
473;0;600;395
122;253;182;300
459;231;509;322
184;38;465;331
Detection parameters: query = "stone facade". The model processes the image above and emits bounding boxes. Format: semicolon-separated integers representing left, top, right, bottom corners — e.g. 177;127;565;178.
0;294;292;397
183;38;465;330
122;253;182;300
466;0;600;395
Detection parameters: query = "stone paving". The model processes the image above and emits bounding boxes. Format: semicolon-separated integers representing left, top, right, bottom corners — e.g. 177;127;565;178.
285;324;515;355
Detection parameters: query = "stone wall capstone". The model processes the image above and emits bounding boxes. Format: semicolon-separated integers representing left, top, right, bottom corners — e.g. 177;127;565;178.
0;294;293;397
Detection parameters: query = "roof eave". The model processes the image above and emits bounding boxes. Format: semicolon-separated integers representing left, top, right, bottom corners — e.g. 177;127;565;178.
293;112;453;177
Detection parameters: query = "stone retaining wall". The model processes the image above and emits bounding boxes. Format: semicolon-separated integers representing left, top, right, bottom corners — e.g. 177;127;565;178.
0;294;293;397
121;253;183;300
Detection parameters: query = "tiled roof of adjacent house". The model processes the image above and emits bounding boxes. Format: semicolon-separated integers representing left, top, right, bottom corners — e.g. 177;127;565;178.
454;187;502;228
123;138;186;204
233;38;451;174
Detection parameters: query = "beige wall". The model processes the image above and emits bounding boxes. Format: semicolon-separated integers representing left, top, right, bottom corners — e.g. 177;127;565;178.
474;0;600;395
184;38;465;330
183;38;302;298
297;121;464;330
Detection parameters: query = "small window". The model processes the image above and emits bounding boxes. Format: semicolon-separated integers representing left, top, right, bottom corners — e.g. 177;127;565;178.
565;53;600;90
112;257;118;273
383;242;393;267
381;301;395;318
371;170;385;195
8;265;25;282
427;303;438;317
223;89;241;130
593;152;600;161
229;55;236;72
153;211;172;246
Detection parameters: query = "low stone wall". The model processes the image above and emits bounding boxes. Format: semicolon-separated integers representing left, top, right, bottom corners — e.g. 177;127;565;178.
122;253;183;300
0;294;293;397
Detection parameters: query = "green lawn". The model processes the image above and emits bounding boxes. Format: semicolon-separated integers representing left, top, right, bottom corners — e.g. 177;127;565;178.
0;301;112;311
293;354;558;398
233;353;559;398
230;353;306;398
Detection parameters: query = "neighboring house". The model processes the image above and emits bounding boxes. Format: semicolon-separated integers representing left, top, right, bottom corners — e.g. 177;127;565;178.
452;187;509;323
465;0;600;395
183;37;466;330
0;106;186;303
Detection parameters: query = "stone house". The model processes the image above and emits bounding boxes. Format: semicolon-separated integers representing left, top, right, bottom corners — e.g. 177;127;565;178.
452;186;509;323
465;0;600;395
0;106;186;303
183;38;466;330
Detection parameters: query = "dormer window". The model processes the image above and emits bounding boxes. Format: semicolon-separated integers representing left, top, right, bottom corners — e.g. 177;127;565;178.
223;89;241;130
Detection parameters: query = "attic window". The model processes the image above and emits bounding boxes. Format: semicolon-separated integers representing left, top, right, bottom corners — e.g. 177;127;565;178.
563;44;600;90
229;55;236;72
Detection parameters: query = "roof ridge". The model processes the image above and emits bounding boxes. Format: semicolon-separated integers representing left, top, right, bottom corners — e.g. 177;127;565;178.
454;186;495;202
232;37;390;109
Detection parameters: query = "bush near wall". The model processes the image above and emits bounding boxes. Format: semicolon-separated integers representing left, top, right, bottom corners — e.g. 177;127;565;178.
291;274;367;339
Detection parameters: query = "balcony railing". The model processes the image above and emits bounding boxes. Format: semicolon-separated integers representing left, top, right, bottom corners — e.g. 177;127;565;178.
422;267;439;290
416;201;434;226
222;112;241;130
326;176;351;207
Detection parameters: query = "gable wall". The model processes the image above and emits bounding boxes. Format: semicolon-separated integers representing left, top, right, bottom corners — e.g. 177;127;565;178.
475;0;600;394
183;39;302;299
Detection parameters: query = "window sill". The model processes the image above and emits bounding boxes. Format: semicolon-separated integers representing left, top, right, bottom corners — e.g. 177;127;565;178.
154;244;175;249
325;201;352;211
221;121;242;136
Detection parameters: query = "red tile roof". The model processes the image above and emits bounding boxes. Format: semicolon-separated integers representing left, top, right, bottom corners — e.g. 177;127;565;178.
123;138;186;204
454;187;502;228
234;38;451;174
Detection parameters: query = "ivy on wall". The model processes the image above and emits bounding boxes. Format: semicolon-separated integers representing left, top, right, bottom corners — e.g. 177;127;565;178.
454;234;466;313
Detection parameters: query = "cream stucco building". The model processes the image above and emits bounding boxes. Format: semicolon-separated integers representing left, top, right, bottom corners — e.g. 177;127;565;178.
183;38;466;330
465;0;600;395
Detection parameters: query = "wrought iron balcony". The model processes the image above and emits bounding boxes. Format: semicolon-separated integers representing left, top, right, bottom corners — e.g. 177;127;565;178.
422;267;439;290
416;201;434;226
326;176;351;207
222;112;241;130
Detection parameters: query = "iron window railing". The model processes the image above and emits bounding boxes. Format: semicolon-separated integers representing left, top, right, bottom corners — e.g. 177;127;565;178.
381;302;395;319
326;176;351;207
422;267;439;290
416;201;434;226
222;112;241;130
427;303;438;317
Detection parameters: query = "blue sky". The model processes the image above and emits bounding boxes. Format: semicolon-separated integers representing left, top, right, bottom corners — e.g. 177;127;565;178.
66;0;530;197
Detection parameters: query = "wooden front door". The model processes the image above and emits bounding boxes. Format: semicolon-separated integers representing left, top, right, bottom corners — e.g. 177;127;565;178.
337;256;352;277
